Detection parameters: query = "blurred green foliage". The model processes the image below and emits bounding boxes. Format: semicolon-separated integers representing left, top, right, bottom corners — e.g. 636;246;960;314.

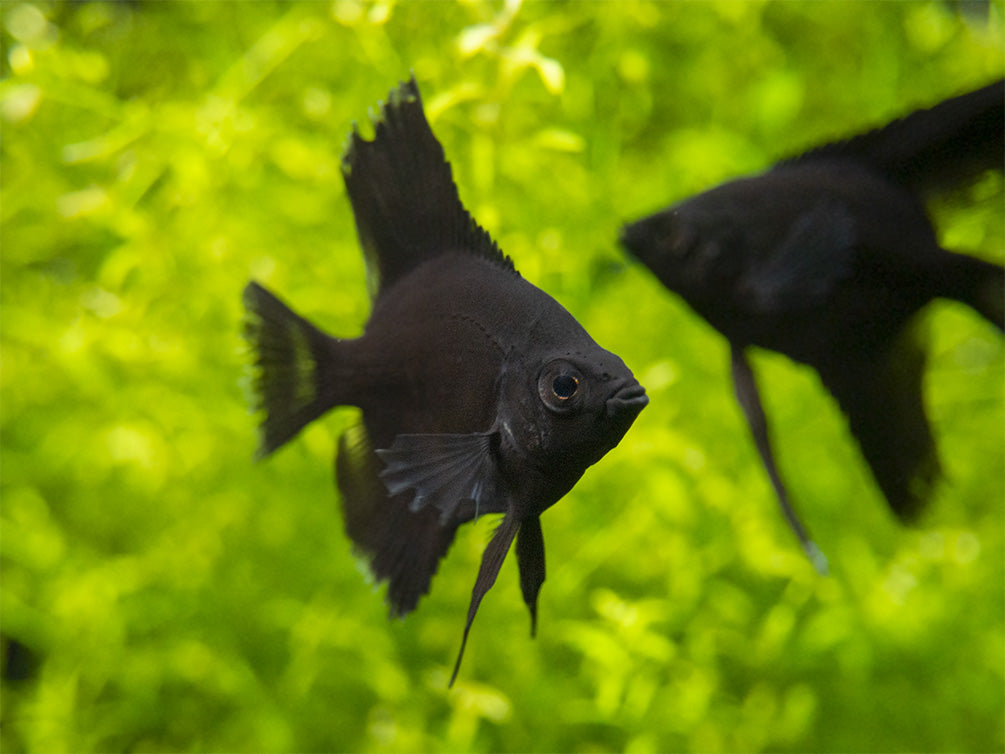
2;1;1003;751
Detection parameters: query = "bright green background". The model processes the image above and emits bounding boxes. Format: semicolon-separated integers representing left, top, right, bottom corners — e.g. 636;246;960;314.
2;1;1003;752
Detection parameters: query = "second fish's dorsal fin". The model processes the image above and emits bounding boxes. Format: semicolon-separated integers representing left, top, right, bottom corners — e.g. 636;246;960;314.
785;78;1004;196
341;76;515;300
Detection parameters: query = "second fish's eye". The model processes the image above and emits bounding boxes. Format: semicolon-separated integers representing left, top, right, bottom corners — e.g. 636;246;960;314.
552;374;579;400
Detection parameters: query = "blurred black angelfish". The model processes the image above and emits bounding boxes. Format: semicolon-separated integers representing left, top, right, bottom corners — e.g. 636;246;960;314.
243;77;647;684
621;79;1004;572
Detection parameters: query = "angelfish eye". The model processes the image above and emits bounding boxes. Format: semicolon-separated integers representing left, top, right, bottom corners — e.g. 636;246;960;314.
539;360;586;414
552;374;579;400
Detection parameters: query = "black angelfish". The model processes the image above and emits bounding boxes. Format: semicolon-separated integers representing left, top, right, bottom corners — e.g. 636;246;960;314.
243;77;648;684
621;79;1004;572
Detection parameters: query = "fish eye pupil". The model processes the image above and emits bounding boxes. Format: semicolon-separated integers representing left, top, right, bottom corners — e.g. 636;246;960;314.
552;374;579;400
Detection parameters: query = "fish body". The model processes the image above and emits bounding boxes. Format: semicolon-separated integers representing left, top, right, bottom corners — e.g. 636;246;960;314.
642;160;948;364
244;77;647;683
622;79;1004;565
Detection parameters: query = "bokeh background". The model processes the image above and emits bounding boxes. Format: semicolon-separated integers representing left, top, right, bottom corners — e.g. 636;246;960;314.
2;1;1003;751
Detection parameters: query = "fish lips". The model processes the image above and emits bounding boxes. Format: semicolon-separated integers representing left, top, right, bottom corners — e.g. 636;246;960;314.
605;380;649;424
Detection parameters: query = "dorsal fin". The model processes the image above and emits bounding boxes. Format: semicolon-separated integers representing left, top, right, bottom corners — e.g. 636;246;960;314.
341;76;514;299
787;79;1004;196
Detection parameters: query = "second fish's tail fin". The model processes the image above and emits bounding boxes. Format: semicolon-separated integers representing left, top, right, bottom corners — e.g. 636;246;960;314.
242;281;344;458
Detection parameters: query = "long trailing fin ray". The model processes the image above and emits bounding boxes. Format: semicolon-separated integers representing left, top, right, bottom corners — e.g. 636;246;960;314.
341;76;514;300
730;344;829;575
516;516;546;637
449;513;521;687
242;282;341;457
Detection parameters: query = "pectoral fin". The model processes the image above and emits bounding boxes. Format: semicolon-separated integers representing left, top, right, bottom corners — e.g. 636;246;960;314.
742;200;856;313
376;432;499;524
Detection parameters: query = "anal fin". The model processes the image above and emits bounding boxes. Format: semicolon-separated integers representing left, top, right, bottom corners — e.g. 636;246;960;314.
818;327;940;521
337;424;460;617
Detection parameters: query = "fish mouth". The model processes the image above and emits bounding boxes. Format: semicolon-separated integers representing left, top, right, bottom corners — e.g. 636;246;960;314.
618;222;648;259
605;381;649;420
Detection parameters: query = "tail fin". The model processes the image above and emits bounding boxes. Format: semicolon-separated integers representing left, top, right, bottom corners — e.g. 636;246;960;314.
242;282;343;457
937;252;1005;332
792;79;1004;196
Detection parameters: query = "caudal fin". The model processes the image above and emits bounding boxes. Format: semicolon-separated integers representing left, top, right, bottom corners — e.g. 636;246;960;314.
242;282;343;457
